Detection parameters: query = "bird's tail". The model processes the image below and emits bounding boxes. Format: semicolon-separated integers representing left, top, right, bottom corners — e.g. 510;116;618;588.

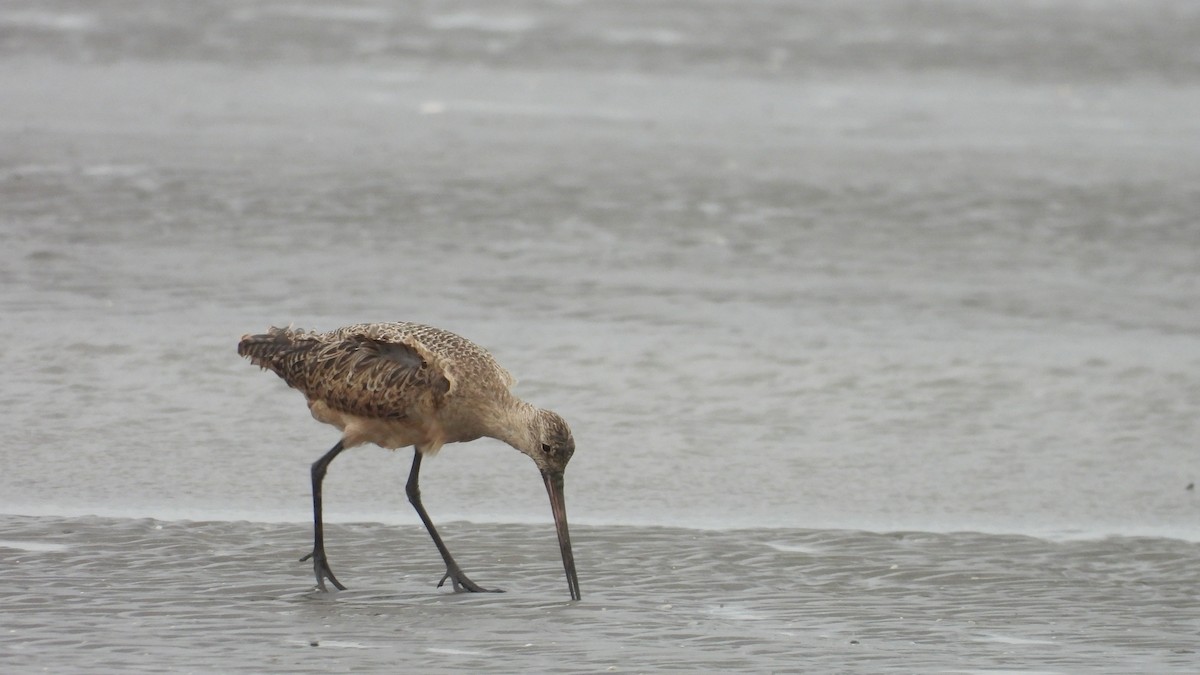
237;326;316;384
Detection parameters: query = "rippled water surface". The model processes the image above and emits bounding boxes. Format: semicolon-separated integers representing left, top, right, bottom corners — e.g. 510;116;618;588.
3;516;1199;673
2;0;1199;672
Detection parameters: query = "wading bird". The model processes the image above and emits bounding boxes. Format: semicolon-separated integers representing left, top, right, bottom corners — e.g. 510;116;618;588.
237;322;580;600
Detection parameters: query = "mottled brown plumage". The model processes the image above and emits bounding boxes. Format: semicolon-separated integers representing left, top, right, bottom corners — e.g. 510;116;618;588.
237;321;580;600
239;324;452;420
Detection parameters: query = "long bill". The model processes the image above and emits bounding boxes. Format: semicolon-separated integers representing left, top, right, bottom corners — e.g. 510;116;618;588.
542;470;581;601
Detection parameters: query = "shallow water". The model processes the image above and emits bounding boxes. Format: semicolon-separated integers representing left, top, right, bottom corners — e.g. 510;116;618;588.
2;0;1200;672
3;515;1198;673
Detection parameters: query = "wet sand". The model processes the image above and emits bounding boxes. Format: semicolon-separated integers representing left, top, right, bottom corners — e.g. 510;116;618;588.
2;514;1197;673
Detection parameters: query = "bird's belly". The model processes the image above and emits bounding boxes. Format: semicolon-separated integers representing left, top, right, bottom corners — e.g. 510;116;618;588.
308;399;443;451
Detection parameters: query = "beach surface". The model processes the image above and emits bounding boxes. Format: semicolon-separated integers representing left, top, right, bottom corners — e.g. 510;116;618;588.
2;1;1199;671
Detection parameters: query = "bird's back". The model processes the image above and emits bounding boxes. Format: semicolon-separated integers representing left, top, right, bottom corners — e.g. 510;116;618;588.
350;322;516;387
237;322;516;421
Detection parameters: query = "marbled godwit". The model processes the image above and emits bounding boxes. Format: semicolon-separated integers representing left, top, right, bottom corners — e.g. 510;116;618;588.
237;322;580;600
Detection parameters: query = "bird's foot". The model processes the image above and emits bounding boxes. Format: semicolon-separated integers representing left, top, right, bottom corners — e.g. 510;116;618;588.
300;548;347;592
437;566;503;594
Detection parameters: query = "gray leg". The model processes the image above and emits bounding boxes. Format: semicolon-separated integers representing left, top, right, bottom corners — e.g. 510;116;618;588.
300;440;348;591
406;449;501;593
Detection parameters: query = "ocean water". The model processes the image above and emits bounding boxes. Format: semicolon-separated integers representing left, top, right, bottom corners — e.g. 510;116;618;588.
2;0;1199;672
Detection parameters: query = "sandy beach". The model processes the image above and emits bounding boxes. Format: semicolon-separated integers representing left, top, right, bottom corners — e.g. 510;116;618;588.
2;1;1199;672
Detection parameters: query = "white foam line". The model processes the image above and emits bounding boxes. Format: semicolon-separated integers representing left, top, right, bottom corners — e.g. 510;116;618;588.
974;633;1058;646
417;99;641;123
427;647;485;656
3;505;1198;543
0;540;69;552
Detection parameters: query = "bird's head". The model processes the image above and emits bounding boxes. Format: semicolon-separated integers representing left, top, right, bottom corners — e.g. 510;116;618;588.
528;407;580;601
530;408;575;475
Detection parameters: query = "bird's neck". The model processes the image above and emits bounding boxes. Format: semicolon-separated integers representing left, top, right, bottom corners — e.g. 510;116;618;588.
486;396;541;456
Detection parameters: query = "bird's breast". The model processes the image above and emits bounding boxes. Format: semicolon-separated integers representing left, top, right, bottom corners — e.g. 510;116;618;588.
308;399;444;451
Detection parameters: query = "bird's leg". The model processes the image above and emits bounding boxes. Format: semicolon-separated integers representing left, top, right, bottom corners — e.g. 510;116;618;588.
299;440;348;591
406;449;502;593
